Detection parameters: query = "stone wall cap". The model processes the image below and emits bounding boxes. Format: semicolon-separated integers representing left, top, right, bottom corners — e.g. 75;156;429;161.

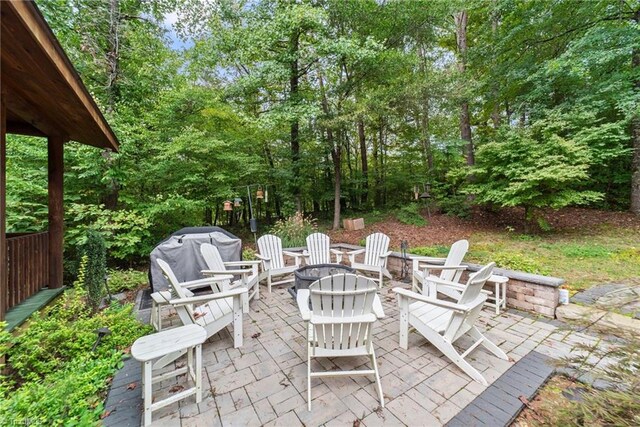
328;243;565;288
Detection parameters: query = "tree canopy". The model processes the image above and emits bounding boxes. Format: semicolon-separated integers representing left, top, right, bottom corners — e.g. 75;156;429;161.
5;0;640;264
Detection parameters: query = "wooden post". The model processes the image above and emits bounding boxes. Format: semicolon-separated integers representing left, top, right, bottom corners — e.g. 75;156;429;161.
0;90;7;320
48;135;64;289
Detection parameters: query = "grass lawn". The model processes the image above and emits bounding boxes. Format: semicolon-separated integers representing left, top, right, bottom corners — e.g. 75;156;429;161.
327;208;640;292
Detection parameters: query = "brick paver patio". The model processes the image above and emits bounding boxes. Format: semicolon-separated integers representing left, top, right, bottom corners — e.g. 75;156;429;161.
139;281;595;426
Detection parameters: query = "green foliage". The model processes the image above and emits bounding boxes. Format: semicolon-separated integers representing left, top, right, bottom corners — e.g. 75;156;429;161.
557;244;613;259
242;248;257;261
410;245;450;258
107;268;148;293
81;230;107;310
557;329;640;425
66;203;151;263
468;128;603;228
269;212;317;248
437;194;471;219
491;252;548;275
395;203;427;226
0;285;150;425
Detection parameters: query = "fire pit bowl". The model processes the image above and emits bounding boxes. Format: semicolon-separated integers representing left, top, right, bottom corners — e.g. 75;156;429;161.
289;264;356;299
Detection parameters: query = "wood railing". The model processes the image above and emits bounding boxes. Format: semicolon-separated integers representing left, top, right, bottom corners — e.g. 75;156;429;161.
6;232;49;311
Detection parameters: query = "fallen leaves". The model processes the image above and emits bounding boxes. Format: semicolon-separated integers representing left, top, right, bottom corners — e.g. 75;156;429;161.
251;332;261;339
169;384;185;393
126;382;137;390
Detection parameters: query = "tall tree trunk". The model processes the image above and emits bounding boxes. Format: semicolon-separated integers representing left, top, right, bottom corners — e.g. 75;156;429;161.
358;118;369;205
318;72;341;229
290;30;302;212
631;9;640;215
101;0;121;210
455;11;474;165
418;45;433;172
491;7;501;129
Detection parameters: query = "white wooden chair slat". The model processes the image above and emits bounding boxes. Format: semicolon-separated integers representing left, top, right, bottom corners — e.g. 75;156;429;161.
257;234;302;293
200;243;259;313
155;259;245;369
347;233;391;287
394;262;509;385
412;239;469;295
305;233;342;265
299;273;384;410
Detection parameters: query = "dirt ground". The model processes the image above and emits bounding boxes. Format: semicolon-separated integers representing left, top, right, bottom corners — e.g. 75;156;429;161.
328;207;640;250
512;375;578;427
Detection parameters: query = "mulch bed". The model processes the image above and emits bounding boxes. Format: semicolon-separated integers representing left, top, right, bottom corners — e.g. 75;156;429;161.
329;207;640;249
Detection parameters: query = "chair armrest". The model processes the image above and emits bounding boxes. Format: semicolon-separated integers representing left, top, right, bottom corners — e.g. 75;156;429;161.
392;288;469;313
330;249;343;255
380;251;393;258
372;295;385;319
181;277;225;289
255;253;270;261
224;260;262;266
297;290;311;321
424;275;466;288
283;250;303;258
202;269;253;276
170;288;247;306
427;265;467;270
347;249;366;256
410;256;446;263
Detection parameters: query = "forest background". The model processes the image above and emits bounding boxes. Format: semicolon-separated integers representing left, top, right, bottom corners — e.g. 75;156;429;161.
6;0;640;269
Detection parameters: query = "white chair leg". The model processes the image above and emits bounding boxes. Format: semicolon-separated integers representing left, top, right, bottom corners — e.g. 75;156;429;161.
267;273;272;294
469;327;508;360
429;334;488;386
233;297;243;348
398;297;409;350
195;344;202;403
143;361;153;426
370;347;384;408
307;343;312;411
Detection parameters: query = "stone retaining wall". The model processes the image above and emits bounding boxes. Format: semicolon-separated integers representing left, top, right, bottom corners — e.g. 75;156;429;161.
284;243;564;318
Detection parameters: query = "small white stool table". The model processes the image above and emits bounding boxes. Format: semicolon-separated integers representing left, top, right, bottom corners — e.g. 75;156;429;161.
150;291;171;331
486;274;509;315
132;324;207;426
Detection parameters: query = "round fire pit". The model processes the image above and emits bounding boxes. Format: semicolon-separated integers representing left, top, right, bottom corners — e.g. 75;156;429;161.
289;264;356;299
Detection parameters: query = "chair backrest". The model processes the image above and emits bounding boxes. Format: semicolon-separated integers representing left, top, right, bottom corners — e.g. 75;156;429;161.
200;243;232;287
364;233;390;267
309;274;378;351
156;258;196;325
441;239;469;282
444;262;495;342
306;232;332;265
257;234;285;270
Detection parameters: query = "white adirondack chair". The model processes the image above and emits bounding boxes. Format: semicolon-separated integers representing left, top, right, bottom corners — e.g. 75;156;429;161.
297;273;385;411
256;234;303;293
303;232;343;266
200;243;260;313
412;239;469;298
347;232;392;287
155;259;245;369
393;262;509;385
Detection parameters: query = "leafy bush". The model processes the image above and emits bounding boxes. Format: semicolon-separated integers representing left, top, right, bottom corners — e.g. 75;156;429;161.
242;248;257;261
269;212;317;247
437;194;471;218
410;245;450;257
81;229;107;310
467;128;602;232
395;203;427;226
0;279;150;425
107;268;148;293
492;252;548;275
66;203;151;263
557;328;640;425
559;244;613;259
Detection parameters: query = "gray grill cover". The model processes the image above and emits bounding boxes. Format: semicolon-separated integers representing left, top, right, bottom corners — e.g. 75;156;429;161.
149;227;242;292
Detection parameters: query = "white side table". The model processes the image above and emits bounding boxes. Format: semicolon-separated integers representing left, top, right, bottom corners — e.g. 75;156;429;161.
150;291;171;331
132;324;207;426
486;274;509;315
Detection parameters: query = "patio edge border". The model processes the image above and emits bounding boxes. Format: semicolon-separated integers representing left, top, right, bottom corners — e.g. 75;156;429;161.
445;351;555;427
